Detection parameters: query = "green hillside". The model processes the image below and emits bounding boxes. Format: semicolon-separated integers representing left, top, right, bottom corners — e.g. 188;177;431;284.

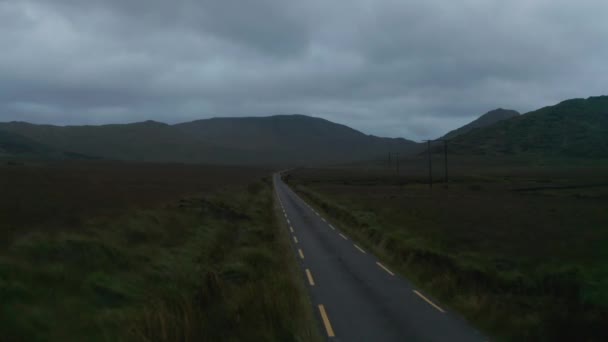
450;96;608;157
0;130;92;160
442;108;519;139
0;130;51;158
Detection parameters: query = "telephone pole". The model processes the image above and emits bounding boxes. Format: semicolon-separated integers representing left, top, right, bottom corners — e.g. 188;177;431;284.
425;139;449;189
439;139;448;187
444;140;448;186
395;153;400;176
424;140;433;189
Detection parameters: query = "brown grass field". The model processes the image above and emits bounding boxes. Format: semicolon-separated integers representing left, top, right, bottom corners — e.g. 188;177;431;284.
0;160;320;341
1;160;268;239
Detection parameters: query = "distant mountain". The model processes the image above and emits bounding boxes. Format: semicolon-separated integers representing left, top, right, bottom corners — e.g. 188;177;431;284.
442;108;520;140
0;120;253;164
175;115;419;163
450;96;608;157
0;115;419;165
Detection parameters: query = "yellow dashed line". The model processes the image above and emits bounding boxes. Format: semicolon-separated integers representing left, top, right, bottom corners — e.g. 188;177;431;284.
413;290;446;313
376;262;394;276
318;305;336;337
354;244;366;254
305;269;315;286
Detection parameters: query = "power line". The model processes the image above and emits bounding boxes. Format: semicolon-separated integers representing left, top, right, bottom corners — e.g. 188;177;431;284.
424;140;433;188
423;139;450;189
395;152;400;176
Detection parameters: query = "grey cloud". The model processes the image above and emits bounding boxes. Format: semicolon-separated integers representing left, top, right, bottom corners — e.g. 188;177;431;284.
0;0;607;139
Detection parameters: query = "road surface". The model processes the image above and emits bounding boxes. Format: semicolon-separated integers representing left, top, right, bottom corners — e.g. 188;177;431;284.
274;173;486;342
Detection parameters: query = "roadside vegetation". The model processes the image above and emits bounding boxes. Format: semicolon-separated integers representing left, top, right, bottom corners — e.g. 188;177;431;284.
0;161;319;341
285;156;608;341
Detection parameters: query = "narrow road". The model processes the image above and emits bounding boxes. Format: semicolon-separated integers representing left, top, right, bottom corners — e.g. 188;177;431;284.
274;174;486;342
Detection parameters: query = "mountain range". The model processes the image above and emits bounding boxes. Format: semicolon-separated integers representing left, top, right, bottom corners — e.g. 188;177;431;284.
0;115;419;165
1;95;606;164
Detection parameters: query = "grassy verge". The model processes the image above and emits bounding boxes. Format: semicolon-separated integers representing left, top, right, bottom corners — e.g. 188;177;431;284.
1;162;317;341
285;167;608;341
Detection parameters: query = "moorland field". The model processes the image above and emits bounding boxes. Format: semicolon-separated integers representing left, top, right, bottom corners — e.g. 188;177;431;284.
1;95;607;341
0;160;320;341
285;155;608;341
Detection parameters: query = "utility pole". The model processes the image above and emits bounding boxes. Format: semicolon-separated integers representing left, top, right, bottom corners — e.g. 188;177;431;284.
425;140;433;189
426;139;449;188
443;140;448;187
395;153;400;176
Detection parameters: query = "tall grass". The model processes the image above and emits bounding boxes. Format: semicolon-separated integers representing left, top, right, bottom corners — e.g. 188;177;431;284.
124;179;320;342
1;172;318;341
290;181;608;341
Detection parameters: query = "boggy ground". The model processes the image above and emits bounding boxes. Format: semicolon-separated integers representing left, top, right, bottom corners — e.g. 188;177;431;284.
285;156;608;341
0;160;319;341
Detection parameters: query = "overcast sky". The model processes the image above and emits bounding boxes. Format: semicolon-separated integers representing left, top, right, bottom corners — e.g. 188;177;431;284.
1;0;607;139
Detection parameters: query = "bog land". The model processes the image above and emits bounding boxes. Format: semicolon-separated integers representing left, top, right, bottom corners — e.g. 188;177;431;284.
285;155;608;341
0;160;319;341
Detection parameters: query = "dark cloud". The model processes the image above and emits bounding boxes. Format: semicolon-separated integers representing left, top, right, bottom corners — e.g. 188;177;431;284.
1;0;607;139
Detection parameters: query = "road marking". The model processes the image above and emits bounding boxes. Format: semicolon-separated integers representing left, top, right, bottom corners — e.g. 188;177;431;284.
298;249;305;259
354;244;367;254
287;218;291;224
376;262;394;276
305;269;315;286
315;211;320;216
339;233;348;240
284;213;288;218
318;305;336;337
413;290;446;313
321;217;326;222
289;226;294;233
329;224;336;230
293;236;298;244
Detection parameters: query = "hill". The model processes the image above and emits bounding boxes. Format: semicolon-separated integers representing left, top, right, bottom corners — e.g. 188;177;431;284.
450;96;608;157
0;115;419;165
0;120;253;164
0;130;52;158
175;115;419;163
442;108;519;139
0;130;93;160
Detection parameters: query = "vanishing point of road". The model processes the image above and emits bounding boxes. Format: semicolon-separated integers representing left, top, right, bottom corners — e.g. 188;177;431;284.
274;173;486;342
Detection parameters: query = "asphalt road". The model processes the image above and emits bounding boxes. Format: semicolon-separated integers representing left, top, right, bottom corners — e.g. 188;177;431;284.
274;173;486;342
